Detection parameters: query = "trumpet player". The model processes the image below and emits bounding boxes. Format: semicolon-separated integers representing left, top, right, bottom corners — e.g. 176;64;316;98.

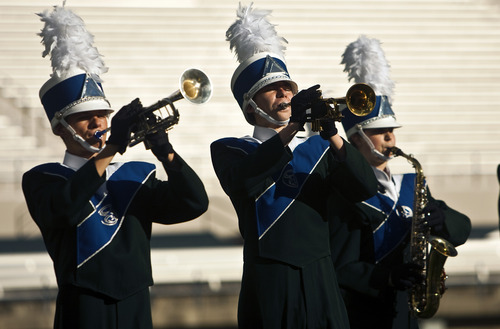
21;6;208;329
329;35;471;329
211;4;377;329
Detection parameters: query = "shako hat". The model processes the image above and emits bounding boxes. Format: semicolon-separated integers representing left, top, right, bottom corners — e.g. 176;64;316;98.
226;3;297;125
340;35;401;138
37;5;112;133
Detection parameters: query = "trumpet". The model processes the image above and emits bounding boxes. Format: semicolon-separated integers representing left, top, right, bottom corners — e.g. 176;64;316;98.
95;68;212;148
309;83;376;131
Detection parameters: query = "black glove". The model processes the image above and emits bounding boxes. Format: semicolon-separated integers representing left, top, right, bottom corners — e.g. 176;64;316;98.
145;129;174;163
422;201;446;234
319;118;338;140
389;263;424;290
290;84;321;128
107;98;143;154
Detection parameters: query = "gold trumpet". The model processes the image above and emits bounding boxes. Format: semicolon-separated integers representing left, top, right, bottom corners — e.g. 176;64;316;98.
95;68;212;148
309;83;376;131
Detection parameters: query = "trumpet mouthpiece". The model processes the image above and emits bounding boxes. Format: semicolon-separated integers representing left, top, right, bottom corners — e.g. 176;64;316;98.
94;128;110;140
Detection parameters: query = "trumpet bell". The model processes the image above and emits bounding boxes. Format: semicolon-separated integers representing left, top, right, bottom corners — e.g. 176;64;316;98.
309;83;376;132
346;83;376;116
178;68;213;104
122;68;213;148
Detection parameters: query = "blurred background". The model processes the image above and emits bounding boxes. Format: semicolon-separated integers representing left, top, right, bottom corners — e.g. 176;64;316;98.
0;0;499;328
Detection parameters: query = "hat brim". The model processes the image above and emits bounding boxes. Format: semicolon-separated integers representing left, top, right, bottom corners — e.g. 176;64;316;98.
346;115;402;138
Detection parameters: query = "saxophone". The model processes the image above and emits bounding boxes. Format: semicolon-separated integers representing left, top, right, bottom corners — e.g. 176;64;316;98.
390;147;458;319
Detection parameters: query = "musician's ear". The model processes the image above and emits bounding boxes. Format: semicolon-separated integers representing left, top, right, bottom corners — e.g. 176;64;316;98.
53;123;65;137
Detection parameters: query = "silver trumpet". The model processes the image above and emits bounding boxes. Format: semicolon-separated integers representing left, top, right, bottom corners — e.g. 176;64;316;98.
95;68;212;148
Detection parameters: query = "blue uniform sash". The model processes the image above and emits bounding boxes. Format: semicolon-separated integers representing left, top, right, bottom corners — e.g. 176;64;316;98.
256;136;330;238
33;161;155;267
363;173;416;263
219;135;330;239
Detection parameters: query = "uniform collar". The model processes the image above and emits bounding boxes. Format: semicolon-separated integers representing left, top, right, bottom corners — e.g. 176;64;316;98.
252;125;278;142
63;151;88;171
372;165;399;202
251;125;305;151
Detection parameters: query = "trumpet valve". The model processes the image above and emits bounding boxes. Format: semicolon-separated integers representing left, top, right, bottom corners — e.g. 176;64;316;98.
311;119;322;132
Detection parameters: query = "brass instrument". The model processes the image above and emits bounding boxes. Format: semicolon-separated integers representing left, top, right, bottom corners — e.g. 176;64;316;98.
130;68;212;147
95;68;212;148
391;146;458;319
309;83;376;131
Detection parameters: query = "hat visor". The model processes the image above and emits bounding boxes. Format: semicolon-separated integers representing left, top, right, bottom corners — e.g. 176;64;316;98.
50;98;113;131
346;116;402;138
362;116;402;130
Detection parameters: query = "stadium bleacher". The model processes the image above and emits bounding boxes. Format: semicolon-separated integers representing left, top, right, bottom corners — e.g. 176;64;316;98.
1;1;500;328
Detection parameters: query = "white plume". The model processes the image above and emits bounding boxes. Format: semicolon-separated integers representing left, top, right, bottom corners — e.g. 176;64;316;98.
341;35;394;101
37;6;108;82
226;2;287;63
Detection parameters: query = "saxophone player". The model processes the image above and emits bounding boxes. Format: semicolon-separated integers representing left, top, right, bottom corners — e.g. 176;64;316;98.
329;36;471;329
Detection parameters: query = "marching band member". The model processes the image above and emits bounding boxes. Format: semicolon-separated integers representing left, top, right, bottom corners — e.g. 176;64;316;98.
330;35;471;329
210;4;377;328
22;6;208;329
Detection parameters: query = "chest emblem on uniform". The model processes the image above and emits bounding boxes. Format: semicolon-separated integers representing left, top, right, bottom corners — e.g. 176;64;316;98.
99;204;119;226
281;168;298;188
397;205;413;219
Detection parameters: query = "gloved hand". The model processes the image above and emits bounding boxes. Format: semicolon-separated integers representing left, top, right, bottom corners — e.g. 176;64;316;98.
107;98;143;154
319;118;338;140
290;84;321;128
423;201;446;234
389;263;424;290
145;129;174;163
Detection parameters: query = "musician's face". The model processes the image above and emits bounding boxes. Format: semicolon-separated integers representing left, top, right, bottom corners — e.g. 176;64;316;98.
353;127;396;166
249;81;293;128
56;110;110;158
